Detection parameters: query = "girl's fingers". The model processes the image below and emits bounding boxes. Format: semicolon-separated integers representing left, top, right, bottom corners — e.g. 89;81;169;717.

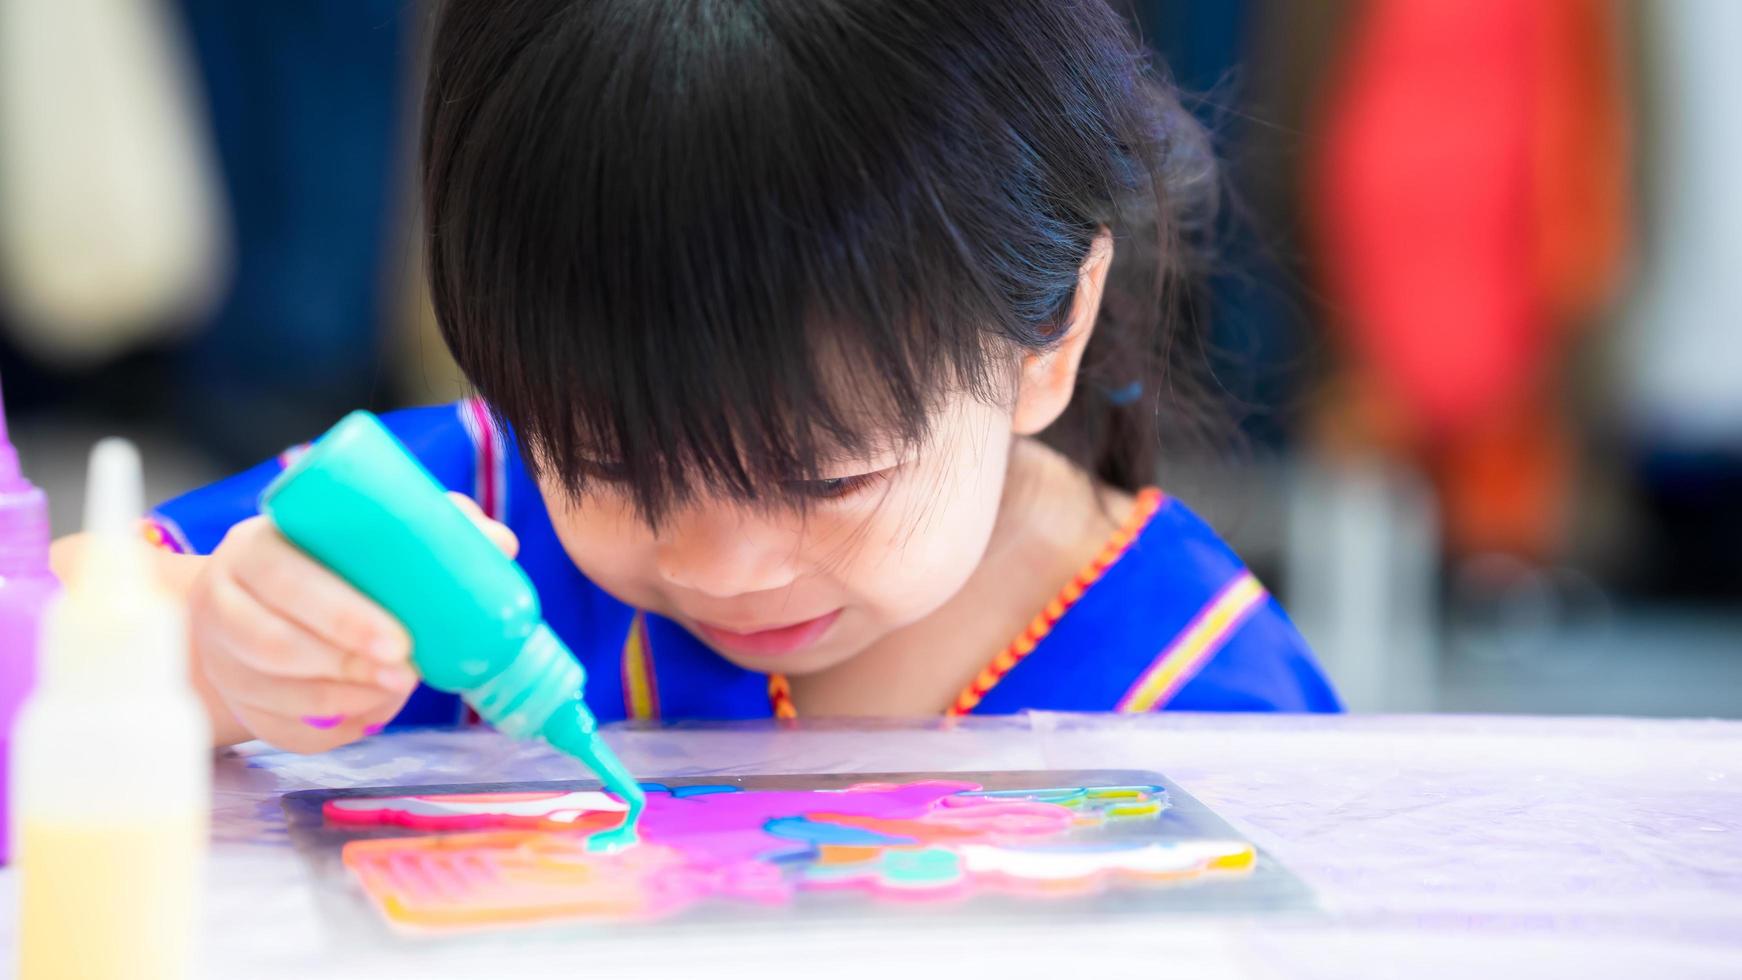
354;698;403;738
231;692;408;754
202;573;393;684
448;492;519;558
212;666;414;731
222;518;411;665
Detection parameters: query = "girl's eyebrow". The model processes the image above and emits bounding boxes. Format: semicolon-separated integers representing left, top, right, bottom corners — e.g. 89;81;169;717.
811;441;915;470
575;447;910;484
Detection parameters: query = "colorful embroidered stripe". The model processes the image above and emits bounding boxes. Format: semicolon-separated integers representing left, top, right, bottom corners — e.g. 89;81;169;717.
620;611;660;721
1115;571;1268;713
768;674;798;720
458;398;509;523
140;515;193;554
946;488;1165;717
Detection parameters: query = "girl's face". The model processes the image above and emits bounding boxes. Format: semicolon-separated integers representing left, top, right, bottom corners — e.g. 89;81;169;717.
534;233;1111;676
536;393;1017;676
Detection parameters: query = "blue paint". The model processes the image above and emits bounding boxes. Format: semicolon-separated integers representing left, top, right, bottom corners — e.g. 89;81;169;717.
671;785;740;799
961;787;1085;803
763;816;915;847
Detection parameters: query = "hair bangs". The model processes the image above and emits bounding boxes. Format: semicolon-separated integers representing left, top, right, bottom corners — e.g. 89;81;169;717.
425;0;1223;520
424;0;1040;524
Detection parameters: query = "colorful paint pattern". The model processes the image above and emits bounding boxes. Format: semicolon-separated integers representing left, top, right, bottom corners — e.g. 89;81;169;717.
327;781;1254;932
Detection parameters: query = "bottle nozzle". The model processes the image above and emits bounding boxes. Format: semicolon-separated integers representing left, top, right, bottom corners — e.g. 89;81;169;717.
0;372;49;571
41;437;184;687
0;373;23;485
76;439;150;595
84;439;143;539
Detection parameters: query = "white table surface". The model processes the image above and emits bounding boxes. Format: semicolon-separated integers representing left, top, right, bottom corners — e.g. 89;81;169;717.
3;712;1739;978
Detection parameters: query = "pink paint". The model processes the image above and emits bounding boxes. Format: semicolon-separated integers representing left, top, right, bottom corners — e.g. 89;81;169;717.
302;714;344;730
327;781;1254;933
330;781;975;862
634;781;975;865
363;723;385;736
327;790;627;832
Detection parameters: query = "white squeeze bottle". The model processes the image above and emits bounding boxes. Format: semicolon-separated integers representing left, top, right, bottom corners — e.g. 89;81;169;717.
11;439;211;978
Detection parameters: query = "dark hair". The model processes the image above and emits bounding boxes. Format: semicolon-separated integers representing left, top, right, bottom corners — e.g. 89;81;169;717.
423;0;1217;523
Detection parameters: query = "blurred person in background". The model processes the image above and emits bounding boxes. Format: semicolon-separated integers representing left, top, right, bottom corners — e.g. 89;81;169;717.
0;0;423;470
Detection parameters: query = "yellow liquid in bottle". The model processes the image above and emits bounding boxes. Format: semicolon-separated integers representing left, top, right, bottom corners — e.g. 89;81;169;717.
18;815;204;980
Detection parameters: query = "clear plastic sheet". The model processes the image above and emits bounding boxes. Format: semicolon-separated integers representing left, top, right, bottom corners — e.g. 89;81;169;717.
1;712;1738;978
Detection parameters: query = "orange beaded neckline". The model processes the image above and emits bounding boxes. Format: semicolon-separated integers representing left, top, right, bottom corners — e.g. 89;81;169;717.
767;487;1165;719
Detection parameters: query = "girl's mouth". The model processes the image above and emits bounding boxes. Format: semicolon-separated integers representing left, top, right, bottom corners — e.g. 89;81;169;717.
692;609;843;658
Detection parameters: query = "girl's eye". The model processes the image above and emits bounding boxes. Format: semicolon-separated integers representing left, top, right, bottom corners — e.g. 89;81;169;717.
785;470;888;501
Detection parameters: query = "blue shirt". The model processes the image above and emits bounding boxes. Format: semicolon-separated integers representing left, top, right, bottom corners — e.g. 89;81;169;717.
149;400;1341;725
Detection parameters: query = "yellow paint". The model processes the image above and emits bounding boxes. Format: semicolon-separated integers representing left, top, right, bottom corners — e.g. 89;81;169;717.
19;815;204;979
1106;800;1163;817
1208;847;1257;871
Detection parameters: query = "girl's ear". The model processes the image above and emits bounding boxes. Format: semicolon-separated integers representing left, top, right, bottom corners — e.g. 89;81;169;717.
1012;229;1115;436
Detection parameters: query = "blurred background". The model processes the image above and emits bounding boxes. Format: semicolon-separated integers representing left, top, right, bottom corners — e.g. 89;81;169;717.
0;0;1734;717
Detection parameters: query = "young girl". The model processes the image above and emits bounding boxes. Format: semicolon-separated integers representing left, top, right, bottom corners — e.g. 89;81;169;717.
117;0;1339;752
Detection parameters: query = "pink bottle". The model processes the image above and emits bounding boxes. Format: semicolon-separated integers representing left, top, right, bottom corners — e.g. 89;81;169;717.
0;380;56;864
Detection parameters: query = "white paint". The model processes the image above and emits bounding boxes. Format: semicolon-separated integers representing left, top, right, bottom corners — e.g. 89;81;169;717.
328;790;627;822
957;840;1250;881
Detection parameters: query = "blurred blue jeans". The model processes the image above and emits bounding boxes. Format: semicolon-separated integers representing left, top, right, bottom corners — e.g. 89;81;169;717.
174;0;416;464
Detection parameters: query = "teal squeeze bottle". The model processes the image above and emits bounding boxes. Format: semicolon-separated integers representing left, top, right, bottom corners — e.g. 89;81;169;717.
259;411;644;849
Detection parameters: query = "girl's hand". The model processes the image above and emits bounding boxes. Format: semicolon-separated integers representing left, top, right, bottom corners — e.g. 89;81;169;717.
188;492;517;753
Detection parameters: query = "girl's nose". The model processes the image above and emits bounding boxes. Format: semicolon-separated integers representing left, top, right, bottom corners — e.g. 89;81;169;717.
654;506;800;597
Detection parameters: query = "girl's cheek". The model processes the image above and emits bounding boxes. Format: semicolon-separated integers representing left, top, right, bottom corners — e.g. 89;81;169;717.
854;470;1000;598
541;493;660;593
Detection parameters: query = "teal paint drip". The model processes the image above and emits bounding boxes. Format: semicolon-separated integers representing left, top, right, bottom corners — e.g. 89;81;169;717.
260;412;643;849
